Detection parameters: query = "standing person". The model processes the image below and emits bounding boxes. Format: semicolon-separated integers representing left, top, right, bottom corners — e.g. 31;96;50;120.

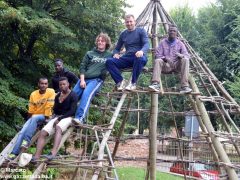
106;14;150;91
7;78;55;160
33;77;78;160
72;33;112;124
149;25;192;93
52;59;79;93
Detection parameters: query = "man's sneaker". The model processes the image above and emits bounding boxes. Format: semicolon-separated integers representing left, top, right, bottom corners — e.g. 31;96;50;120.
125;83;136;91
21;140;29;149
72;118;83;125
116;80;126;91
180;87;192;94
7;153;16;161
149;83;160;92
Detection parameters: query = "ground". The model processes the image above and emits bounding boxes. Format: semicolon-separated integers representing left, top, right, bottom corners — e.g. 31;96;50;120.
57;139;150;179
108;139;149;167
68;138;149;167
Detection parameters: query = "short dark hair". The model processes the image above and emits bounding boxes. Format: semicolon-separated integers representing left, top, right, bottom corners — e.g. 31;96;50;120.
59;76;69;82
168;25;178;31
55;58;63;63
38;77;48;83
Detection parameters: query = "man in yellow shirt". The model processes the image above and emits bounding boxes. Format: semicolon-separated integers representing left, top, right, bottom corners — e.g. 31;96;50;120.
7;78;55;160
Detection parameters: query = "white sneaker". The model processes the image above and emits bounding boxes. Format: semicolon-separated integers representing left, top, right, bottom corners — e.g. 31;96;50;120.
180;87;192;94
72;118;83;125
148;83;160;92
125;83;136;91
116;80;126;91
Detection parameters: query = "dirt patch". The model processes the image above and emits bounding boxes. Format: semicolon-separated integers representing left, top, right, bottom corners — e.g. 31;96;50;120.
66;138;149;168
108;139;149;168
57;139;149;179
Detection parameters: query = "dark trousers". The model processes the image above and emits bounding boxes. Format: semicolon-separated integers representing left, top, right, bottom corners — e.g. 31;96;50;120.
106;54;147;84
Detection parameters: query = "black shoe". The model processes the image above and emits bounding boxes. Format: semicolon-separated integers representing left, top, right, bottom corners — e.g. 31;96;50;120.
44;152;56;161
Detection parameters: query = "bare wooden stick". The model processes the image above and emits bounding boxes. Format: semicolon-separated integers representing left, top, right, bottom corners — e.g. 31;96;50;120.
92;93;128;180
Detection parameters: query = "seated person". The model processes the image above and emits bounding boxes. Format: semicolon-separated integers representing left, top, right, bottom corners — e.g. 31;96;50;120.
33;77;78;160
149;25;192;93
7;78;55;160
106;14;149;91
52;58;79;93
72;33;112;124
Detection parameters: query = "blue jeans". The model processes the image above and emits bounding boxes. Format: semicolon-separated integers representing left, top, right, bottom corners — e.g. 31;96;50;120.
11;115;45;155
73;78;103;121
106;54;147;84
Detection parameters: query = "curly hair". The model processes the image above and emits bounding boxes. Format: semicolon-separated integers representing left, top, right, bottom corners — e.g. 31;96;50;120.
95;33;112;50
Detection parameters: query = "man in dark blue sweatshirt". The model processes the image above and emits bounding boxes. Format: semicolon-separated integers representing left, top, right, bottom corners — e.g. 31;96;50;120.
106;14;149;91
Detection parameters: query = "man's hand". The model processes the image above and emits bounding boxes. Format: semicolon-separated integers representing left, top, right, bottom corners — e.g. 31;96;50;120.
135;50;144;58
163;57;170;63
80;80;86;88
113;54;120;59
176;53;184;59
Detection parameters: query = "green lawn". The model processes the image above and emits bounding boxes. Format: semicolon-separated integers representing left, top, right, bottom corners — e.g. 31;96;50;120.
117;167;183;180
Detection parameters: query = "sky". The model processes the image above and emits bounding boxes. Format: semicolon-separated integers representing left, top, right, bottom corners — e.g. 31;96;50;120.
125;0;216;17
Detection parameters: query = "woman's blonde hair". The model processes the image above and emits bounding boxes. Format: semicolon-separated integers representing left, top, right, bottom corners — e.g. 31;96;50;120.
95;33;112;50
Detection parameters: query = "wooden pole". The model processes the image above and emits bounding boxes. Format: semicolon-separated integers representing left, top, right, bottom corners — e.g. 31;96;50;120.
92;93;128;180
189;75;238;179
188;95;219;162
149;2;158;180
112;98;132;159
0;133;19;166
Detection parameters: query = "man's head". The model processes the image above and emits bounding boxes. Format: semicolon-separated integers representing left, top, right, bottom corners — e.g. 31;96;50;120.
59;77;69;92
54;59;64;72
124;14;136;31
38;78;48;92
95;33;111;52
168;25;178;40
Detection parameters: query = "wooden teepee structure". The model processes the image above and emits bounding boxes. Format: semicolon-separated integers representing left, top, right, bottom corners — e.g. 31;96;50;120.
1;0;240;180
137;0;240;179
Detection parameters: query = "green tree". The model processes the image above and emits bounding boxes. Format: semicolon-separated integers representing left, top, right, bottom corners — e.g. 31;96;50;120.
0;0;127;149
170;4;198;48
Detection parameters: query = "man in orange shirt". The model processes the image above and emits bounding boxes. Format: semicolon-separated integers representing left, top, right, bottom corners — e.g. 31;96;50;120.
7;78;55;160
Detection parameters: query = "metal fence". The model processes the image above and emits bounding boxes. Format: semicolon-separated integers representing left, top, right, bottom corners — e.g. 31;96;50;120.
156;135;240;179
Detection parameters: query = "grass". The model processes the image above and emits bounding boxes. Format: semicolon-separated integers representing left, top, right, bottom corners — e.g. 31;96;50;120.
55;167;183;179
117;167;183;180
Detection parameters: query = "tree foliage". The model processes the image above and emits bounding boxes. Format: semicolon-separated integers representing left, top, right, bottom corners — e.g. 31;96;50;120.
170;0;240;81
0;0;240;150
169;0;240;128
0;0;126;149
